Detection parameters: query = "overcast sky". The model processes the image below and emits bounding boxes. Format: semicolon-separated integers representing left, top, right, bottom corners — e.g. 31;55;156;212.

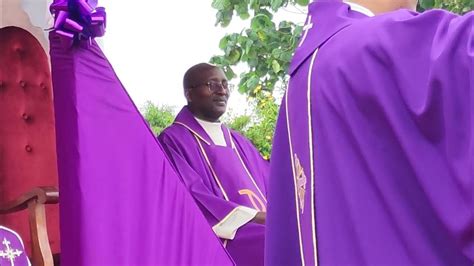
100;1;306;114
11;0;306;115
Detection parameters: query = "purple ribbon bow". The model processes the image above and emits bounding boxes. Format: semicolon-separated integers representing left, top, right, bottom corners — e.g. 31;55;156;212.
50;0;106;49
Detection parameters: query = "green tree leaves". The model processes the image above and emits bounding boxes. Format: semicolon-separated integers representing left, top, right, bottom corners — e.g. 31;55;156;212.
211;0;472;156
419;0;473;13
212;0;472;99
419;0;435;9
271;0;284;11
225;100;278;159
210;0;308;155
212;0;232;11
141;102;176;135
272;59;281;74
211;0;306;98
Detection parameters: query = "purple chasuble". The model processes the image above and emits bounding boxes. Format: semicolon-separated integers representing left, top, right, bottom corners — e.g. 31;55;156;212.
159;106;269;266
266;1;473;266
49;34;233;265
0;226;30;266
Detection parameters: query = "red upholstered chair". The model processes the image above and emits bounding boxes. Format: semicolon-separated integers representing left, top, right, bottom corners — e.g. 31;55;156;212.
0;26;60;265
0;187;58;265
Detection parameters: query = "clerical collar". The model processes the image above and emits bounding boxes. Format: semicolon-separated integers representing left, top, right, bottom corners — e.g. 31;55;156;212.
344;1;375;17
195;117;222;126
194;117;227;146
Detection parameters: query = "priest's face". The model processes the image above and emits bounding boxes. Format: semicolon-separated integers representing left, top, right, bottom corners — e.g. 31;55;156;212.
187;67;230;122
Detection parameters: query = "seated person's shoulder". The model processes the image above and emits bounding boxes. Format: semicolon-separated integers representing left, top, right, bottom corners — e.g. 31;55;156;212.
158;124;184;146
158;123;200;153
159;123;190;139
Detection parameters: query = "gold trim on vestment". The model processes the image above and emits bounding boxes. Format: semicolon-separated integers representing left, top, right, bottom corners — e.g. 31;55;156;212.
238;189;266;212
194;135;230;201
174;122;211;145
285;91;306;266
194;134;259;242
182;121;266;245
226;128;268;204
307;49;319;265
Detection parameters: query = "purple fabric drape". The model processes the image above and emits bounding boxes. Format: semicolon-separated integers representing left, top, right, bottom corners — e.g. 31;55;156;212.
49;32;233;265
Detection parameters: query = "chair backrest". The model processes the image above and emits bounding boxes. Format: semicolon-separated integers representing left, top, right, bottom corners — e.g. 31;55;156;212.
0;225;31;266
0;26;60;257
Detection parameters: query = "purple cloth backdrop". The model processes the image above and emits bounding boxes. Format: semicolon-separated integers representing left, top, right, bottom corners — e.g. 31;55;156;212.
49;32;234;265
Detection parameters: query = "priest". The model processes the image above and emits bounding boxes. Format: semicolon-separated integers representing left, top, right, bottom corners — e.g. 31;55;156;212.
159;63;269;266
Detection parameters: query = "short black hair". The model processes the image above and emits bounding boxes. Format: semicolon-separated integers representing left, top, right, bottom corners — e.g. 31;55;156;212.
182;63;218;90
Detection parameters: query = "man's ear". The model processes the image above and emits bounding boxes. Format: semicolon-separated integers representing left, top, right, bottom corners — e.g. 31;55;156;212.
185;88;192;102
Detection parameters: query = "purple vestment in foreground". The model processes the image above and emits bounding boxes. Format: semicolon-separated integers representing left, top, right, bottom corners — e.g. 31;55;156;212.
266;1;473;266
0;226;30;266
159;107;269;266
50;34;233;265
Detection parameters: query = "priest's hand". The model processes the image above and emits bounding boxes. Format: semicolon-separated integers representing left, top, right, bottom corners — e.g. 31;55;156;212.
252;211;266;224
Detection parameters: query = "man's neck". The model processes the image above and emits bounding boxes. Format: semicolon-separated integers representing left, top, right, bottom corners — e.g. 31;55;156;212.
195;116;221;125
194;116;227;146
194;114;220;123
344;1;375;16
187;106;220;123
346;0;416;15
